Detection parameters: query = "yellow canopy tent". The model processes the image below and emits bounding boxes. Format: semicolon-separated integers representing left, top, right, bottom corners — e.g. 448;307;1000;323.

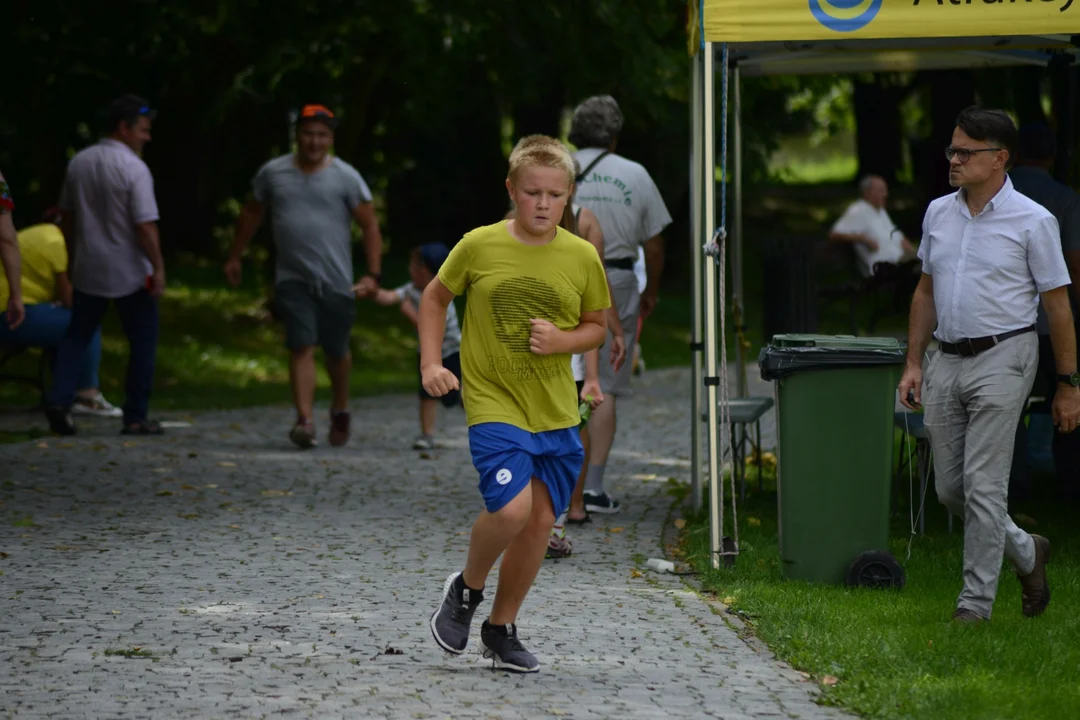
688;0;1080;568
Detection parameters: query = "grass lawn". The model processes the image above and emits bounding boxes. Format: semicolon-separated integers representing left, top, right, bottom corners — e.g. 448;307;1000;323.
681;462;1080;720
0;263;418;414
0;260;696;442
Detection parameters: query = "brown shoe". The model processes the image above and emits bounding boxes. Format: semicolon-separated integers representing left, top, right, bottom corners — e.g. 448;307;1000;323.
328;410;351;448
952;608;987;623
289;418;317;449
1018;534;1051;618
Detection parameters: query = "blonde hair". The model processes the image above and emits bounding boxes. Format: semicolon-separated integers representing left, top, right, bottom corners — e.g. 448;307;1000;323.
507;134;576;186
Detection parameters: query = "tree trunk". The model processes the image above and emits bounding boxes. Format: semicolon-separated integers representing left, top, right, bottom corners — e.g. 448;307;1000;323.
917;70;976;207
384;63;507;254
1051;58;1076;186
1012;66;1047;128
512;86;565;142
853;77;905;186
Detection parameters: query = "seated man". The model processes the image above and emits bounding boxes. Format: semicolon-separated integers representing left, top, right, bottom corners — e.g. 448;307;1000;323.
0;210;120;416
829;175;918;279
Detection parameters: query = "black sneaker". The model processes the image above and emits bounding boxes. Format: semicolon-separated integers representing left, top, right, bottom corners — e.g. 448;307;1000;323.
583;491;621;514
430;572;484;655
45;405;76;436
480;621;539;673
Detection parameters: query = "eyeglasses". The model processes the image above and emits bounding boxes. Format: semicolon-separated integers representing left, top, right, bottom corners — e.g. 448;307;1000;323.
945;146;1001;163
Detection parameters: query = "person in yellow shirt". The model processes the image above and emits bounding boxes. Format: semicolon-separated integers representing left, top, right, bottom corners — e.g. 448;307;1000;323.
423;135;610;673
0;210;120;416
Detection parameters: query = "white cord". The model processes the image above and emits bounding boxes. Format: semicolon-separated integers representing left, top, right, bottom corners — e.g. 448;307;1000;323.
903;350;934;562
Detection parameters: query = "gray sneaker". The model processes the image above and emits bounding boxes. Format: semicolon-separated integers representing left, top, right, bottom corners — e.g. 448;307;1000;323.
430;572;484;655
480;621;539;673
289;419;317;449
413;435;435;450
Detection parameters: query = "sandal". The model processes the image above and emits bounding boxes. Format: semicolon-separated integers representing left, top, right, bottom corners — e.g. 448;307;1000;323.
121;420;165;435
546;533;573;559
566;513;592;525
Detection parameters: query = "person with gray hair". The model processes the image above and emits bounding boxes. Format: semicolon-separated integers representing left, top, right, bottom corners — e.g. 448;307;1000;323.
829;174;917;278
568;95;672;514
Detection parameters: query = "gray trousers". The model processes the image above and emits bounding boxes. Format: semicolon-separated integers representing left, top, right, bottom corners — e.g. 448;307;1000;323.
598;269;640;397
924;334;1038;618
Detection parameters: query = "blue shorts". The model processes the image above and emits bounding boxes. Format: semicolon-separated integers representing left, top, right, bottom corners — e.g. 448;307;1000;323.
468;423;584;515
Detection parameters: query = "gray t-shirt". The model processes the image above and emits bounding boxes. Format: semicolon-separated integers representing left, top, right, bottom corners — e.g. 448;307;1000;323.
253;155;373;296
572;148;672;262
396;282;460;357
59;139;159;298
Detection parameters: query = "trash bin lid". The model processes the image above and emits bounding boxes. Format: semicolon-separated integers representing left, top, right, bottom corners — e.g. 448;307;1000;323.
760;334;906;381
770;334;905;351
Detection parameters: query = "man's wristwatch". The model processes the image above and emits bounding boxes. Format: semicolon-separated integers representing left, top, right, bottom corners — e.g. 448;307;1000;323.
1058;372;1080;388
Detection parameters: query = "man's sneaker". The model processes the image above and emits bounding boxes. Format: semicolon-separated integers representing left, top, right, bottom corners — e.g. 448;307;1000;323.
329;410;350;447
583;491;621;514
289;418;317;449
480;621;539;673
72;391;123;418
45;405;76;436
430;572;484;655
413;435;435;450
1018;534;1051;618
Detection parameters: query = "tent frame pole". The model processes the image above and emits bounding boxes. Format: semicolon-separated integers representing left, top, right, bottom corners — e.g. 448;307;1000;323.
703;42;722;571
690;51;705;513
733;62;746;398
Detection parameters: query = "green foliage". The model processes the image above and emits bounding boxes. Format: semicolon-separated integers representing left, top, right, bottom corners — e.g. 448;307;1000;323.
0;263;419;416
1;0;861;279
2;1;695;258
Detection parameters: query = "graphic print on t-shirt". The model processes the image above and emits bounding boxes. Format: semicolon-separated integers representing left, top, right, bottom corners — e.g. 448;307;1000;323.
490;276;562;352
487;275;569;383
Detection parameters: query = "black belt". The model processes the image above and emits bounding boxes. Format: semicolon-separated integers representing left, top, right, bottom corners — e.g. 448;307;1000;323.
939;325;1035;357
605;257;635;271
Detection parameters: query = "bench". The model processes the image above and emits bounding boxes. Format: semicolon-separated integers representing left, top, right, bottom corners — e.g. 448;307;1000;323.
701;395;775;500
0;342;50;408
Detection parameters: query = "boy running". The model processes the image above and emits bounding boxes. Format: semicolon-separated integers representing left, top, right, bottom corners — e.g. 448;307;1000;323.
356;243;462;449
422;135;610;673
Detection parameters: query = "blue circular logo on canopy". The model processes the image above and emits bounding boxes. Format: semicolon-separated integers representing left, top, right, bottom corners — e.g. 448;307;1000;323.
809;0;883;33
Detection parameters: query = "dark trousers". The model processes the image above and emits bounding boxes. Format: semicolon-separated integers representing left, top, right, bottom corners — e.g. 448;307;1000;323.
1012;332;1080;502
48;288;159;424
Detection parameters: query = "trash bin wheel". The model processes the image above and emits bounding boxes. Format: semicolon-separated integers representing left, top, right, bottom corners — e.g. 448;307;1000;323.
845;550;905;590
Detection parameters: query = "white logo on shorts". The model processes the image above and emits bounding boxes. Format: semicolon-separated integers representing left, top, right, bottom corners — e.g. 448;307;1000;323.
495;468;513;485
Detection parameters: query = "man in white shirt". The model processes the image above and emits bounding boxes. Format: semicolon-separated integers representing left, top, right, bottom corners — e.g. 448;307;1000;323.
47;95;166;437
830;175;917;277
898;106;1080;623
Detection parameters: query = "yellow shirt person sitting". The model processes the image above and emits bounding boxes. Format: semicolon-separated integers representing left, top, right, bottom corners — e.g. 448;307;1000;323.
0;213;120;416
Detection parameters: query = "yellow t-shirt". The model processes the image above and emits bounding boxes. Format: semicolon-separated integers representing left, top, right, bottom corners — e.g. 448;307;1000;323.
439;221;611;433
0;223;66;307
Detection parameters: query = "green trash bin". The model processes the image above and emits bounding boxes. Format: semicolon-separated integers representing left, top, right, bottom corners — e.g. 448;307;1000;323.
758;334;908;589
